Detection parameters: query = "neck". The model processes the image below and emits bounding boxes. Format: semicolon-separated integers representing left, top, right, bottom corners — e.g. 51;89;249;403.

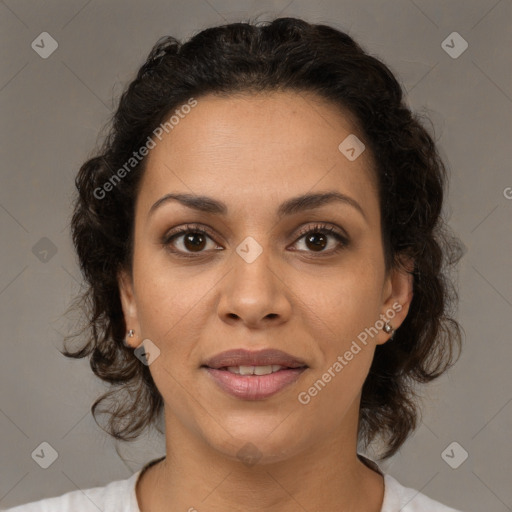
136;409;384;512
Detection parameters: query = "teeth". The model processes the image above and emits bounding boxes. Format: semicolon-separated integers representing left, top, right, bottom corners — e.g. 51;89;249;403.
226;365;284;375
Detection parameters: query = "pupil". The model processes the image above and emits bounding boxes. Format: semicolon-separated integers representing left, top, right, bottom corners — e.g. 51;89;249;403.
306;233;327;251
184;233;206;251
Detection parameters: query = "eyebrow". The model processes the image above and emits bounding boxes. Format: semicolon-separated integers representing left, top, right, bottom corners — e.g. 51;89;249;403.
147;191;367;222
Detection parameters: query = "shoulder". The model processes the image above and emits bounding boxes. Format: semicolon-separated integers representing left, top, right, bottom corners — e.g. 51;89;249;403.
1;471;140;512
382;473;464;512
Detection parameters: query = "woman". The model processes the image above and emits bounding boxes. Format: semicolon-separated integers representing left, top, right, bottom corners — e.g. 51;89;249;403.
6;16;465;512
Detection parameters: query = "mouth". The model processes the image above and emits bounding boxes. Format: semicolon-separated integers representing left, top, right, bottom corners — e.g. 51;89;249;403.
205;364;307;375
201;348;308;400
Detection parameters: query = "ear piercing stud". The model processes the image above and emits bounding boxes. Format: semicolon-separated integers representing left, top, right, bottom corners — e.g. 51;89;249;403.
383;322;394;336
125;329;135;344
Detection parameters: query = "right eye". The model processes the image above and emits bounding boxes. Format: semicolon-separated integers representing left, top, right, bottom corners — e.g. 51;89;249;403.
161;224;222;257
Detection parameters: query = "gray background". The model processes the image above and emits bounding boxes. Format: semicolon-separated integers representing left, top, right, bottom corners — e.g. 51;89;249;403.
1;0;511;510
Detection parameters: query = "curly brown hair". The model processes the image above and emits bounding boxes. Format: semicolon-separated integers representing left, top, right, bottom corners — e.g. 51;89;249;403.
61;16;464;460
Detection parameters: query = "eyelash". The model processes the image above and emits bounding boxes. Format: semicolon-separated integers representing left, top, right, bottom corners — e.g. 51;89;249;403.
161;222;349;259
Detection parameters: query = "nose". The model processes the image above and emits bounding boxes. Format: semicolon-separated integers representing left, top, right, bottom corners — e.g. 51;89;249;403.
217;247;292;329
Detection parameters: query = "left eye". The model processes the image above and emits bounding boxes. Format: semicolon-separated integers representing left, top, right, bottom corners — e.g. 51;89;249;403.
293;225;348;253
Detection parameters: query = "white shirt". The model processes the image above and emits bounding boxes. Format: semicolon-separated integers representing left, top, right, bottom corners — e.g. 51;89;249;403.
2;455;464;511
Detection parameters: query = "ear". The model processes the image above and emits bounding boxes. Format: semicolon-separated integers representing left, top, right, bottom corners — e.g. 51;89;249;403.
375;255;415;346
117;268;141;349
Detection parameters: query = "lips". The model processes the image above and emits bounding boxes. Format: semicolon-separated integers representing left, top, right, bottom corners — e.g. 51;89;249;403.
204;366;307;400
202;348;308;370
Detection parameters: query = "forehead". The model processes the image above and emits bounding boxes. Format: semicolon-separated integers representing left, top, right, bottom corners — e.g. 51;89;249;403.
137;91;379;220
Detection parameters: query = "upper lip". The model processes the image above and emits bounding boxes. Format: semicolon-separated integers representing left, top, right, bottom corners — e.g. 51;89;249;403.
202;349;308;369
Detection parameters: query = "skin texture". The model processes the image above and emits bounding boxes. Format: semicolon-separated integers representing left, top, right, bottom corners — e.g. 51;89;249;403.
118;91;414;512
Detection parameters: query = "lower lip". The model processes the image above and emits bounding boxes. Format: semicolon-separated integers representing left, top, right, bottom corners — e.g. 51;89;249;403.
203;367;307;400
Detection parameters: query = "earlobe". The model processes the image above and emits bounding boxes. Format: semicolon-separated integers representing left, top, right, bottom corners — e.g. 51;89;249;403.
117;269;140;348
377;256;415;344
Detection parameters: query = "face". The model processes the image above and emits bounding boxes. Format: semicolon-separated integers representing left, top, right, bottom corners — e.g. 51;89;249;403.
118;91;413;464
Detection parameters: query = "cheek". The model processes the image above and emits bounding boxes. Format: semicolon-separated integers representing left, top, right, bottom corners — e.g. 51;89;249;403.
300;257;384;333
299;302;378;417
294;258;383;404
132;258;217;380
133;246;206;333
